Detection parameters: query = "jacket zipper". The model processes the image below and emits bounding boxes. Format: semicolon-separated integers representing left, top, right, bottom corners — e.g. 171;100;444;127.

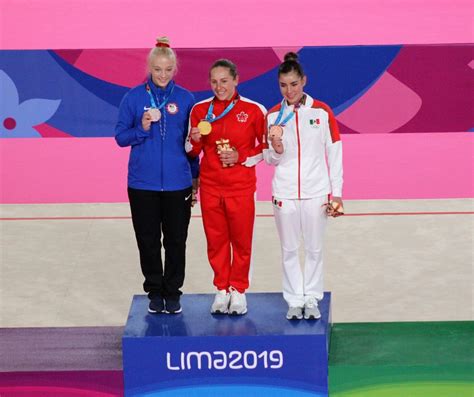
295;110;301;199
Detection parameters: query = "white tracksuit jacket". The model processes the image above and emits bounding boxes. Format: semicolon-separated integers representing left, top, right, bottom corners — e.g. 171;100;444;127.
264;93;343;199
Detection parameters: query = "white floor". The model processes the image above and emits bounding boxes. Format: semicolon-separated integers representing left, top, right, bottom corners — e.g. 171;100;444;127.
0;199;472;327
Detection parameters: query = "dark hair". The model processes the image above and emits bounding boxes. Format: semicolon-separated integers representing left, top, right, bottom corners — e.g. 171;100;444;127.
209;59;239;79
278;52;305;78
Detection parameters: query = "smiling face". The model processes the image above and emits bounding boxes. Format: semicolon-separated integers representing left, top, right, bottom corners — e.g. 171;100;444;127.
148;54;176;88
279;71;307;105
210;66;239;101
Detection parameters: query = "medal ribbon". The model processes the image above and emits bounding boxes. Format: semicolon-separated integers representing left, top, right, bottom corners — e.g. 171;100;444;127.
274;100;295;126
146;81;175;110
205;97;238;123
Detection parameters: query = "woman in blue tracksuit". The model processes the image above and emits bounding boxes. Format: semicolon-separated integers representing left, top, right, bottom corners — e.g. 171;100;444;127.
115;37;198;315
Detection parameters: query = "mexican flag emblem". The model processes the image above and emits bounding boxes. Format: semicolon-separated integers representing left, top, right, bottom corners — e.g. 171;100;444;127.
310;118;320;126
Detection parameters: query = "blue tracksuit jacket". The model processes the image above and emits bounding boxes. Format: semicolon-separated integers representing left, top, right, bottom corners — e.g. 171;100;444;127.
115;79;198;191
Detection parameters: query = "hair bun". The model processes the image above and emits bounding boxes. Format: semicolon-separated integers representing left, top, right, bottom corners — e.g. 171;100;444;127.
156;36;171;48
284;52;299;62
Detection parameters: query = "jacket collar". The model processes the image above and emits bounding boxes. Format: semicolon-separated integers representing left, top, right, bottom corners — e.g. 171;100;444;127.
214;90;239;107
287;93;313;110
147;77;175;97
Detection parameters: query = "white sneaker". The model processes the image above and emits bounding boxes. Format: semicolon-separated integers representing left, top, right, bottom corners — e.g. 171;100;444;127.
304;297;321;320
286;306;303;320
228;287;247;315
211;290;230;314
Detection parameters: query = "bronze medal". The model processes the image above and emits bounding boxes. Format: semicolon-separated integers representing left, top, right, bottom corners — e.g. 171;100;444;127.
269;125;284;140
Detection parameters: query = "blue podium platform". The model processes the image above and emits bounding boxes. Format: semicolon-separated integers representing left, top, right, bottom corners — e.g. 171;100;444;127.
123;292;331;397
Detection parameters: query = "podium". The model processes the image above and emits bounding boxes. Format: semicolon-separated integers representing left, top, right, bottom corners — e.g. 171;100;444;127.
123;293;331;396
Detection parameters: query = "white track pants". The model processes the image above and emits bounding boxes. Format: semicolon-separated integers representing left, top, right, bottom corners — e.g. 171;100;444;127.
273;196;327;307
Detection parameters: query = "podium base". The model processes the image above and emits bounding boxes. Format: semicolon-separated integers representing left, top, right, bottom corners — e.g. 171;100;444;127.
123;292;331;396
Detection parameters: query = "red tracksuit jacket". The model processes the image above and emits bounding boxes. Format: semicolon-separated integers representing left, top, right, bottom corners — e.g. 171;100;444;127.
186;92;267;196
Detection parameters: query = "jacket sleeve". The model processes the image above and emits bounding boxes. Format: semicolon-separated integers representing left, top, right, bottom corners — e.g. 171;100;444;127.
262;112;283;166
325;107;343;197
185;105;203;158
184;94;200;178
115;92;150;147
240;104;267;167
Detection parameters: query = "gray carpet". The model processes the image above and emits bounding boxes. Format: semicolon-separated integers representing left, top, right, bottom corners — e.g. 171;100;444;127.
0;326;123;371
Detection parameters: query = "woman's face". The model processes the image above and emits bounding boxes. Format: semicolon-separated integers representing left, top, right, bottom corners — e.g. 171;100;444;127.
210;66;239;101
148;54;176;88
279;71;307;105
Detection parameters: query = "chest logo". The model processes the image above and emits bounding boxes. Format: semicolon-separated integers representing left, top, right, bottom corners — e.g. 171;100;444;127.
166;103;179;115
236;111;249;123
309;118;320;128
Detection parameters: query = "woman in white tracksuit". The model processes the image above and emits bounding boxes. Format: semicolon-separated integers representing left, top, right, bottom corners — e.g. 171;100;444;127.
264;52;343;321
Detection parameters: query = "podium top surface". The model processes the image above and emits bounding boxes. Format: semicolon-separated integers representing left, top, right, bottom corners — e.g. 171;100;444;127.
124;292;331;338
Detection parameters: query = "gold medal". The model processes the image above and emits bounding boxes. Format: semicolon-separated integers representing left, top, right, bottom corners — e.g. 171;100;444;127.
269;125;284;140
198;121;212;135
148;108;161;122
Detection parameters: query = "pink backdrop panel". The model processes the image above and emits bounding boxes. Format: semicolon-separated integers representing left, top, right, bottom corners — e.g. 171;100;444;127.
340;133;473;200
0;138;128;203
1;133;471;204
2;0;472;49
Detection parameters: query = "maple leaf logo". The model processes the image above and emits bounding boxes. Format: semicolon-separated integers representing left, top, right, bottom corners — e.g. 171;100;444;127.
236;111;248;123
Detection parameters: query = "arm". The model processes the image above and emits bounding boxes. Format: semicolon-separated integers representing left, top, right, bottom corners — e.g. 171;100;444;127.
263;112;284;166
183;95;200;178
240;104;268;167
185;105;203;158
115;93;151;147
325;108;343;198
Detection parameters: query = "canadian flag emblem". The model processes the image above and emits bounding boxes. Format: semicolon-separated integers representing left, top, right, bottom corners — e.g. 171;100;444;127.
236;111;249;123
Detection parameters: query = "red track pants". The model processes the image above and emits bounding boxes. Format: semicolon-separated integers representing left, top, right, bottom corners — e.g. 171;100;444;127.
200;190;255;293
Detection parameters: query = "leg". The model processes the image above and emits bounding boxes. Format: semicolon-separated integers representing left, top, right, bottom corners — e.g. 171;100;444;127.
226;194;255;293
200;190;231;291
301;196;328;302
127;188;163;298
161;187;192;300
273;198;304;307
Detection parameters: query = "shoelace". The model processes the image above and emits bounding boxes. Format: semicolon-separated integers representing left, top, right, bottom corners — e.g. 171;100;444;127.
306;298;317;308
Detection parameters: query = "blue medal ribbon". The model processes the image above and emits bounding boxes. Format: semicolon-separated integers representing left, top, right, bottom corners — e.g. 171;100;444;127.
145;80;175;140
274;100;295;127
205;96;239;123
146;80;175;110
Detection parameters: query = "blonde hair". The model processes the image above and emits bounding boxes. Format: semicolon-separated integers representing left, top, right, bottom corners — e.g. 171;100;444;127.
148;36;177;66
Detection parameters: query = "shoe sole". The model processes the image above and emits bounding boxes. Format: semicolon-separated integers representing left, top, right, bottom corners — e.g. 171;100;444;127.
165;308;182;314
229;309;247;316
304;314;321;320
286;315;303;320
211;309;228;314
148;308;166;314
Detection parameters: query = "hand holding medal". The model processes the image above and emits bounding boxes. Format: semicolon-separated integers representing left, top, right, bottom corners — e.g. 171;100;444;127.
268;100;295;154
141;111;153;131
269;124;284;153
324;197;344;218
190;127;201;142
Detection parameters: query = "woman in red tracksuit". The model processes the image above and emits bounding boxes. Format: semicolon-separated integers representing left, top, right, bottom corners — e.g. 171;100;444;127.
186;59;266;315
